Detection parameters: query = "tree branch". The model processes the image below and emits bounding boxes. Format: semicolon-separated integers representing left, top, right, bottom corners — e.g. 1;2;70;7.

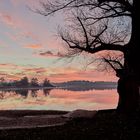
69;43;125;53
98;0;132;12
108;59;124;69
77;17;89;49
103;58;117;71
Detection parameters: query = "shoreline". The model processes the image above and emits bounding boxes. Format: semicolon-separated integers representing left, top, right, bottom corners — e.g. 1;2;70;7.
0;87;56;91
0;110;69;117
0;109;140;140
0;110;69;130
0;109;110;129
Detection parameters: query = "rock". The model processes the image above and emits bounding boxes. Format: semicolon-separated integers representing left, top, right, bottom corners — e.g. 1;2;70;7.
62;109;97;119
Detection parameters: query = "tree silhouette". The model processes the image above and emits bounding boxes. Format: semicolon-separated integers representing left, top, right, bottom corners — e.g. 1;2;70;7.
43;78;54;87
30;78;39;87
37;0;140;112
0;77;6;87
19;77;29;87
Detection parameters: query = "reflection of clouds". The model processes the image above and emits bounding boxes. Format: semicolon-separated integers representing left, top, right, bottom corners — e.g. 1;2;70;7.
0;91;19;99
49;89;118;109
0;89;118;111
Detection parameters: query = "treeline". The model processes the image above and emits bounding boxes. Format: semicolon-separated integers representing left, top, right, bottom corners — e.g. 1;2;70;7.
0;77;54;88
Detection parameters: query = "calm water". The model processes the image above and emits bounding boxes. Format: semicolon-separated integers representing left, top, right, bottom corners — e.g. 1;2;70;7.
0;89;118;111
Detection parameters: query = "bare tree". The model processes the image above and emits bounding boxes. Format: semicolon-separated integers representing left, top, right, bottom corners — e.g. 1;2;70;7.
36;0;140;113
97;52;124;72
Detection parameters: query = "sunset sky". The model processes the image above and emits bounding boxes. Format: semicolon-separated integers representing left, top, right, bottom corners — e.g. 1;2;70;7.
0;0;118;82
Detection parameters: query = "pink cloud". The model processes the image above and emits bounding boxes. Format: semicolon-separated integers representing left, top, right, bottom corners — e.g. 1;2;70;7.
10;0;39;8
6;31;39;43
48;69;118;82
23;67;47;74
0;11;34;32
0;13;16;27
0;63;18;68
0;62;117;83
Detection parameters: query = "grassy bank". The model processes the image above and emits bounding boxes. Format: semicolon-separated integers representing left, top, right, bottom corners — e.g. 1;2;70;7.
0;109;140;140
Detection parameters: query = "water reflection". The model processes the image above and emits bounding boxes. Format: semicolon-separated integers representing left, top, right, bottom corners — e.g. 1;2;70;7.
31;89;38;98
43;89;51;96
60;85;117;91
0;89;52;99
15;90;28;99
0;88;118;111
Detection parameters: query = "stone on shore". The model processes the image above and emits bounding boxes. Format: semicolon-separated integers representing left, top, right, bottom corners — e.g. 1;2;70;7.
62;109;97;119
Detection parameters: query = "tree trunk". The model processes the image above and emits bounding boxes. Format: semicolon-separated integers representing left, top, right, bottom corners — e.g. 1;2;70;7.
117;0;140;113
117;75;139;113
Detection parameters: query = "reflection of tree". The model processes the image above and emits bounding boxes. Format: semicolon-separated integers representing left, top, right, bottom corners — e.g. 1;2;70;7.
31;89;38;98
43;89;51;96
0;88;52;100
15;90;28;98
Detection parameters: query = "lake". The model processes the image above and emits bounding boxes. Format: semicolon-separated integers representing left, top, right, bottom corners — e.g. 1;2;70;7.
0;88;118;111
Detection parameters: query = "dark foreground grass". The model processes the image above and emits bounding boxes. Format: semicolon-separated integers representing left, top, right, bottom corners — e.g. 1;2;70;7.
0;109;140;140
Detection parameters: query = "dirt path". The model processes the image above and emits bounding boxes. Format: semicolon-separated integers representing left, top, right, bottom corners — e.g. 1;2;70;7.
0;115;67;130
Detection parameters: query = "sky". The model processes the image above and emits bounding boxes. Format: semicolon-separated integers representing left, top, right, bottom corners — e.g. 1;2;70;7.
0;0;118;82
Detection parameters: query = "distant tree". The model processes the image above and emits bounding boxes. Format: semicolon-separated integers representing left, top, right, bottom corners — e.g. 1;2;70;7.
30;78;39;87
19;77;29;87
0;77;5;86
12;80;19;87
43;78;54;87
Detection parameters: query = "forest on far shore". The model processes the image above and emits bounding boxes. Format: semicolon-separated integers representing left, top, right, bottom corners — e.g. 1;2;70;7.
0;77;54;88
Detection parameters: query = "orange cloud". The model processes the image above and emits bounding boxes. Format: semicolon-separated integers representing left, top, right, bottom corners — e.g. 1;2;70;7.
25;44;43;49
0;72;21;81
